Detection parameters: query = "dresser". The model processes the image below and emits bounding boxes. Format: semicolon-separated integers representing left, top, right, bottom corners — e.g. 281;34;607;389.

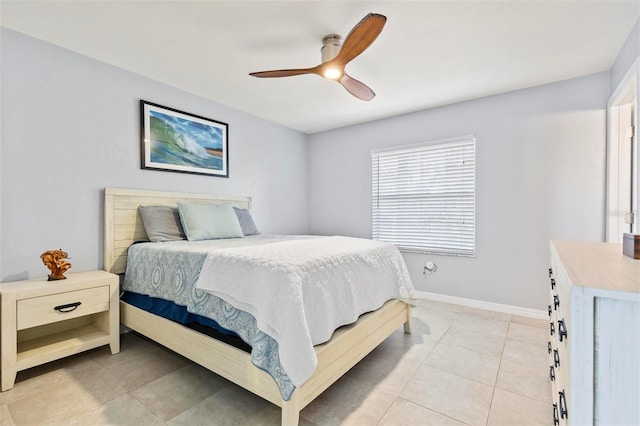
0;270;120;391
548;241;640;425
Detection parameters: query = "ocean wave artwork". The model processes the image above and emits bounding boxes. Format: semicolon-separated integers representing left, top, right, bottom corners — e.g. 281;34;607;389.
149;110;224;170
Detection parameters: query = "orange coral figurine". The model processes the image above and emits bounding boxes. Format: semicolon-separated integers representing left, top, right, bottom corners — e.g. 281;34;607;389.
40;249;72;281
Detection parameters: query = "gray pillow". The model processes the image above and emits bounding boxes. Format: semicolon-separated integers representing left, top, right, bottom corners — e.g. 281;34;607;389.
138;205;186;242
233;207;260;236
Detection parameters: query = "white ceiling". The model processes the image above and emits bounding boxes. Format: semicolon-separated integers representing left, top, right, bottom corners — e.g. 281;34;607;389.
1;1;638;134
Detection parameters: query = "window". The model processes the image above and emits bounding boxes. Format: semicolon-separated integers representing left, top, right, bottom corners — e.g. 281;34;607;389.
371;135;476;256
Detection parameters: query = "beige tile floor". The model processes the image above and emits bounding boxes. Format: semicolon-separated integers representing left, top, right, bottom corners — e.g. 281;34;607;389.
1;300;552;425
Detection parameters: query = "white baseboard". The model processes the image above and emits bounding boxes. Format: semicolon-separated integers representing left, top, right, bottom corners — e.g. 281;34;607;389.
414;290;547;319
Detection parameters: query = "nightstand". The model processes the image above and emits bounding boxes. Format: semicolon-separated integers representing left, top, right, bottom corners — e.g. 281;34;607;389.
0;270;120;391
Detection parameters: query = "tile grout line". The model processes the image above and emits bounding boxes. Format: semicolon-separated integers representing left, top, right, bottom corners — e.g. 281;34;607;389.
483;320;511;425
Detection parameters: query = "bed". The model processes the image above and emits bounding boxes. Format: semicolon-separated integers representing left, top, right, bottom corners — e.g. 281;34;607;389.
103;187;413;426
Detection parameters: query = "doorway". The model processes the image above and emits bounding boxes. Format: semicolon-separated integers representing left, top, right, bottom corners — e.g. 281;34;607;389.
607;60;638;243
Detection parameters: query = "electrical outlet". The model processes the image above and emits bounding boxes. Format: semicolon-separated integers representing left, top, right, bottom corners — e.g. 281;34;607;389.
423;261;437;274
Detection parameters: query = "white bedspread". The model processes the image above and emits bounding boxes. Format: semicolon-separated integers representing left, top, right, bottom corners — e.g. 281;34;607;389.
195;235;414;386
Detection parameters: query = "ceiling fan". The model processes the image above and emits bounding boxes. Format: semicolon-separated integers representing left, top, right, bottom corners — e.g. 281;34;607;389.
249;13;387;101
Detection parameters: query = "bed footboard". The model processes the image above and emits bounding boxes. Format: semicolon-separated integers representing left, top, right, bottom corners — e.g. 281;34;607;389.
120;299;411;426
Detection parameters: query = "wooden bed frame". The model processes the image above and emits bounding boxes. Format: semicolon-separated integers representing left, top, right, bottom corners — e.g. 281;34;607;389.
103;187;412;426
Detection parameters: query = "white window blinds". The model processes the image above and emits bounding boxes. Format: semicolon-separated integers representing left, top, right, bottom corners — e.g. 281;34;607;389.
371;135;476;256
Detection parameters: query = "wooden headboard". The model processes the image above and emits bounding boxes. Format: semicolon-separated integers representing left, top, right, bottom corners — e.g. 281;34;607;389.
104;188;252;274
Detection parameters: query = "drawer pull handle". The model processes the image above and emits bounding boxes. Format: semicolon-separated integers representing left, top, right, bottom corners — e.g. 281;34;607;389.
550;322;555;336
548;305;552;317
550;278;556;289
53;302;82;313
553;403;560;425
549;366;555;381
553;295;560;310
548;341;552;354
558;319;568;342
554;349;560;367
559;390;568;419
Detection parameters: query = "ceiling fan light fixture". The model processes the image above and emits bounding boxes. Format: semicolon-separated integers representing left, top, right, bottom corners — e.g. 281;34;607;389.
321;34;344;80
323;67;342;80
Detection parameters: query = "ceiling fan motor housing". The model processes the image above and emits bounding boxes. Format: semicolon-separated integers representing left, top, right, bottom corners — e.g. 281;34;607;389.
321;34;343;63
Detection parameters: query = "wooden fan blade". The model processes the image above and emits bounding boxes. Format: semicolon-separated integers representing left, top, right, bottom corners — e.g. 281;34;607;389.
249;68;317;78
339;73;375;101
335;13;386;66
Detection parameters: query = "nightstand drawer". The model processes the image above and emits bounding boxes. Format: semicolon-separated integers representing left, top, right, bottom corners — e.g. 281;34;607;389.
17;286;110;330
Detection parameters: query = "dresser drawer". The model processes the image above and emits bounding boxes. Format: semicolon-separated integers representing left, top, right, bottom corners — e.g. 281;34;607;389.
17;285;110;330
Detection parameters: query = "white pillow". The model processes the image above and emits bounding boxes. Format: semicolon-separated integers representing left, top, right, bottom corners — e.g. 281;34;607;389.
177;202;244;241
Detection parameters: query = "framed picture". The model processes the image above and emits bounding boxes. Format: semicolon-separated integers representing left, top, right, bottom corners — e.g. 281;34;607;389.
140;100;228;177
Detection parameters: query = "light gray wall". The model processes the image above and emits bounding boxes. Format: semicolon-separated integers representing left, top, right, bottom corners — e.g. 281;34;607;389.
0;26;621;311
0;29;309;281
308;73;609;310
610;19;639;91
